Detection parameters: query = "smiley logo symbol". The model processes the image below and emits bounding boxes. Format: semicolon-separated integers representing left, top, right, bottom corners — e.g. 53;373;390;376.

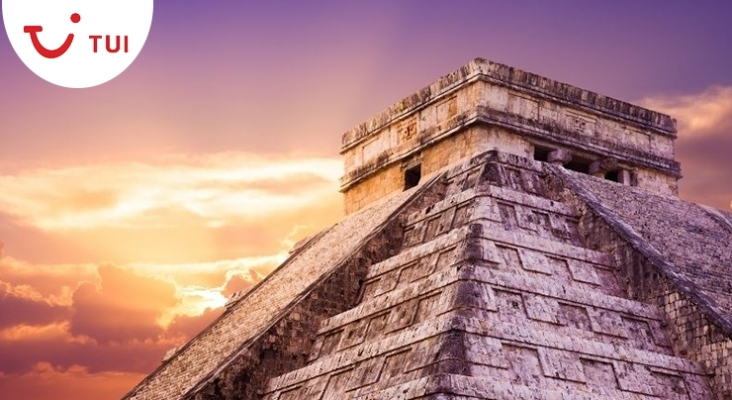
23;13;81;59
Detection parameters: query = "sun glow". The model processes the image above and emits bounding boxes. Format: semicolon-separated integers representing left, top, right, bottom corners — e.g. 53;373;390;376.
0;152;342;358
0;152;342;231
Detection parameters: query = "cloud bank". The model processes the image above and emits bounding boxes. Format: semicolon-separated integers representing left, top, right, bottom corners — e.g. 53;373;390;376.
641;86;732;210
0;152;344;399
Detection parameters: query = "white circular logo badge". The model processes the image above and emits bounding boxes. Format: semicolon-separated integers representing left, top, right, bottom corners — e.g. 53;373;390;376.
3;0;153;88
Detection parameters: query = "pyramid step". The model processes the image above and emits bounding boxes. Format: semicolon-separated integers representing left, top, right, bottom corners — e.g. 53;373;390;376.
309;263;674;363
459;314;704;376
363;220;620;305
370;218;612;284
353;373;711;400
404;187;480;226
477;221;614;266
402;184;582;249
361;225;468;298
265;313;456;397
325;264;666;337
264;312;707;400
467;265;663;326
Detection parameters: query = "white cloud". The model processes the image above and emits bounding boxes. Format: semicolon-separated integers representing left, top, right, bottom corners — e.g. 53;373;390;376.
640;86;732;138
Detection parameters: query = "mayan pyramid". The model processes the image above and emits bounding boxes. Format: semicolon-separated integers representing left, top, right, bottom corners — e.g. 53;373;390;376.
122;58;732;400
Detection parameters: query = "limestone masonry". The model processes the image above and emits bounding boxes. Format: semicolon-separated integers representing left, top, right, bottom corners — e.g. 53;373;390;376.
123;58;732;400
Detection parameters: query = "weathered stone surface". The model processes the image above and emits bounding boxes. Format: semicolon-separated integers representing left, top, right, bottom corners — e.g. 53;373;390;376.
340;58;680;214
549;166;732;398
125;58;730;400
548;148;572;165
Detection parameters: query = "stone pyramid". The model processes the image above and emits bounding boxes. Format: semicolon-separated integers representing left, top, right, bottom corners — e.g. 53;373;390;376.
123;59;732;400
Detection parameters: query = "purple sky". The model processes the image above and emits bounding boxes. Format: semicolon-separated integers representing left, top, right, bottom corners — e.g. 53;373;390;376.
2;1;732;164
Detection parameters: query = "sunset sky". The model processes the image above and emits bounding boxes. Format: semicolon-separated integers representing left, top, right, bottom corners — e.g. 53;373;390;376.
1;1;731;399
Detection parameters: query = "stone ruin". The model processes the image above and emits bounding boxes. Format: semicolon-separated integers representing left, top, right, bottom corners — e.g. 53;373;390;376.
122;58;732;400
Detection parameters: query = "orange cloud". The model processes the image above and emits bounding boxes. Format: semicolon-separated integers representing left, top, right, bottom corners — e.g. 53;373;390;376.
69;266;178;344
0;264;225;377
1;253;280;333
0;363;146;400
640;86;732;210
0;323;71;342
641;86;732;139
0;152;341;231
0;290;69;330
0;152;343;265
0;256;97;302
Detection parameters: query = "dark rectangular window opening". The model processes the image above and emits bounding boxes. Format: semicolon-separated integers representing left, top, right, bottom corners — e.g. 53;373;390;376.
404;165;421;190
565;160;591;174
533;146;551;162
604;170;620;182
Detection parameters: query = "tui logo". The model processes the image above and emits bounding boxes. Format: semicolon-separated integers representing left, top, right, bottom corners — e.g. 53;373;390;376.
23;12;81;59
3;0;153;88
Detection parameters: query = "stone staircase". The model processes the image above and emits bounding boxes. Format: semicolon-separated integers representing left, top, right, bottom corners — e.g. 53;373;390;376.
261;153;714;399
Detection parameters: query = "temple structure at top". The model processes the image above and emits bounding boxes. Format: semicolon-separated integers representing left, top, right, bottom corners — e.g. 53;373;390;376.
340;58;678;213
